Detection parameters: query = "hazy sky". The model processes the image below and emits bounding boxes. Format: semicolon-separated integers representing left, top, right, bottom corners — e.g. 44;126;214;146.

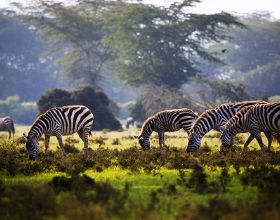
1;0;280;19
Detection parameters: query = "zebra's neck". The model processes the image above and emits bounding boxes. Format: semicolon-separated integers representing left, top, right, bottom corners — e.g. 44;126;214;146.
140;117;155;138
28;115;48;139
225;113;247;136
194;110;220;136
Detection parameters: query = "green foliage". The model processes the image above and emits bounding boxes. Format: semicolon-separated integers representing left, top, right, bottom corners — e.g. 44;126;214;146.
0;174;131;220
37;85;122;130
0;184;56;220
220;167;230;192
186;164;220;194
103;1;243;89
241;166;280;196
37;89;72;112
22;0;113;86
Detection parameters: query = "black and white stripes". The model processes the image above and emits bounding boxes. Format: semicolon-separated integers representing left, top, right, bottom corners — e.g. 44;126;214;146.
138;108;199;150
186;100;267;152
221;102;280;151
25;105;94;159
0;116;15;139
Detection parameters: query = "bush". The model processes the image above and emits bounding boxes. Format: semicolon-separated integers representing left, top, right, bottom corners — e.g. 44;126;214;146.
37;85;122;130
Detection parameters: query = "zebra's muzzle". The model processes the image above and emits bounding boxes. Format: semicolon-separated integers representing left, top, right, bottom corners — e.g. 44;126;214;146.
186;146;196;152
29;155;35;160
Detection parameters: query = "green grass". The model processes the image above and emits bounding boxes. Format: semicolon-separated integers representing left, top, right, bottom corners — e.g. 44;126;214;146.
1;124;279;219
1;166;258;208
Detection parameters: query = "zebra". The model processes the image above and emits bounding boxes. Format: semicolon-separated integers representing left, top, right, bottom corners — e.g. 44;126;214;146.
23;105;94;160
186;100;267;152
126;117;135;129
0;116;15;139
221;102;280;152
137;108;199;150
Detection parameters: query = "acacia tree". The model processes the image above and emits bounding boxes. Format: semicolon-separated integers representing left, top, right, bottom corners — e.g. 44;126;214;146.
22;0;114;85
103;0;244;89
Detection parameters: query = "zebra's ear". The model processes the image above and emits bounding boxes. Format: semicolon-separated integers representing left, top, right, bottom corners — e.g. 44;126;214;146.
220;126;226;133
23;133;28;140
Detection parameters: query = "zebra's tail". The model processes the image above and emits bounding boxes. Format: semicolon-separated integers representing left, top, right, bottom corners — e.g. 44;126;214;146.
89;131;92;136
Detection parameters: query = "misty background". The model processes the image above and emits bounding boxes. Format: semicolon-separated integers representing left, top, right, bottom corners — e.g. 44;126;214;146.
0;0;279;129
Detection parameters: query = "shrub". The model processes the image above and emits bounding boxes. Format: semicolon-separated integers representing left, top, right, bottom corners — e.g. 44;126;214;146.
37;85;122;130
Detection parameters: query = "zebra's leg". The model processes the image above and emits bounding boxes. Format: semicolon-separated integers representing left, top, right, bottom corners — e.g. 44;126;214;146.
264;132;272;151
252;131;266;152
44;135;50;153
158;132;165;147
242;134;255;152
78;128;89;155
56;135;66;155
8;130;11;139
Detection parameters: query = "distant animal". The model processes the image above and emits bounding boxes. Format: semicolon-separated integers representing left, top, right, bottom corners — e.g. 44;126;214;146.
137;108;199;150
186;100;267;152
221;102;280;152
126;117;135;129
0;116;15;139
24;105;94;160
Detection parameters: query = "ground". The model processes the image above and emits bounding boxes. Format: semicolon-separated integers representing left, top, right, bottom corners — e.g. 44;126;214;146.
0;125;279;219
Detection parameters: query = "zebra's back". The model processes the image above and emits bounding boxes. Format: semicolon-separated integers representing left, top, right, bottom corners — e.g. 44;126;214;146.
154;108;198;133
0;116;14;132
29;105;94;137
193;100;267;133
248;102;280;131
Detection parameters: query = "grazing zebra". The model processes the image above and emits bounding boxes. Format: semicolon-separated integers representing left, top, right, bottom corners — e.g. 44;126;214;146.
0;116;15;139
137;108;199;150
24;105;94;160
186;100;267;152
221;102;280;151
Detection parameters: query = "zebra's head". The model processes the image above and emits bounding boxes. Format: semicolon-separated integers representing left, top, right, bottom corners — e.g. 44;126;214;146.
23;133;39;160
220;130;233;149
186;131;201;152
138;136;151;150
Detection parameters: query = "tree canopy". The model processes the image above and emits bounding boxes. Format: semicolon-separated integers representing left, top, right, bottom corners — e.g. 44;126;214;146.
103;1;243;88
23;0;114;86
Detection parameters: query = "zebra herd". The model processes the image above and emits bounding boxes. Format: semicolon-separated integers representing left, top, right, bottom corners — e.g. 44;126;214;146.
1;100;279;159
137;100;280;152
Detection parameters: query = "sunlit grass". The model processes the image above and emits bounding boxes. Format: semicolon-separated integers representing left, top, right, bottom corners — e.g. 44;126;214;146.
1;166;258;209
10;124;280;153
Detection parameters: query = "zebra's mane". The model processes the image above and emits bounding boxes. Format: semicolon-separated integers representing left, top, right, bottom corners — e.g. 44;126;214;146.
139;115;156;135
31;112;46;127
191;108;216;129
224;106;252;129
